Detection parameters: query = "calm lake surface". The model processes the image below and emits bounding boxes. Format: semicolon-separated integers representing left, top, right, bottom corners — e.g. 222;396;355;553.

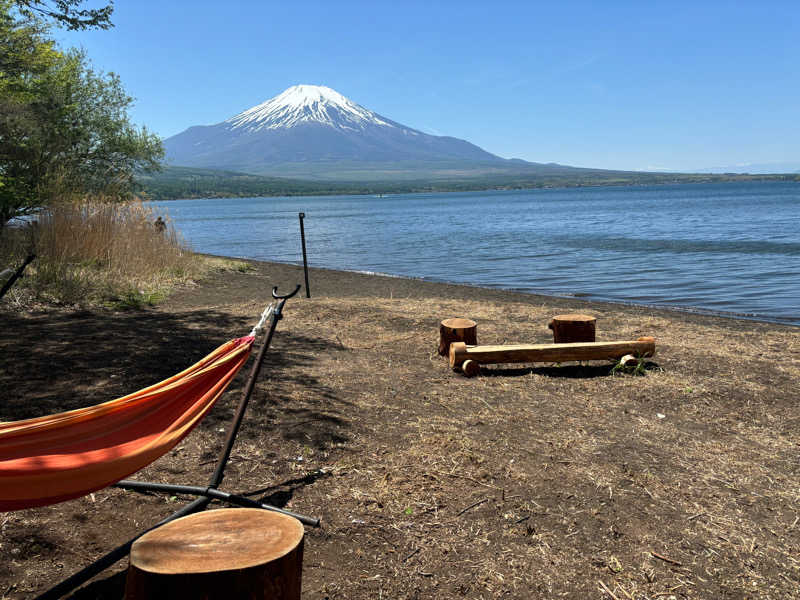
154;182;800;326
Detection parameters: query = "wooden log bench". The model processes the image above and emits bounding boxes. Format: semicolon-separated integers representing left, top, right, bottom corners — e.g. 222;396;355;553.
449;337;656;376
125;508;304;600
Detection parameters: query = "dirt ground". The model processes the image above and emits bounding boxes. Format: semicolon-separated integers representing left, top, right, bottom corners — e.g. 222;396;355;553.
1;261;799;599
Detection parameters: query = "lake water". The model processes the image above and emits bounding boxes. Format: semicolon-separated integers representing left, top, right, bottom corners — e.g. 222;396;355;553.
153;182;800;326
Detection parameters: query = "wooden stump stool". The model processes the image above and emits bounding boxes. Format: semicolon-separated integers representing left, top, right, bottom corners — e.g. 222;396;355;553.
125;509;304;600
547;314;596;343
438;318;477;356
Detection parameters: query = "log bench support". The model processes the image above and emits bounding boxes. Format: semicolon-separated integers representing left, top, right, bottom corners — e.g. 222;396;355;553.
449;337;656;375
547;314;596;343
438;318;477;356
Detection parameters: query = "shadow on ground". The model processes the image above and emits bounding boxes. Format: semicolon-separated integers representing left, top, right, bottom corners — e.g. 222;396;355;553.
479;361;661;379
0;308;250;421
244;469;332;509
65;571;127;600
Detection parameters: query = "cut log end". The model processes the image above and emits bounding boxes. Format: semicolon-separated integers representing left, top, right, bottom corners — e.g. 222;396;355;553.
438;318;477;356
125;508;304;600
449;341;469;369
461;359;481;377
636;337;656;356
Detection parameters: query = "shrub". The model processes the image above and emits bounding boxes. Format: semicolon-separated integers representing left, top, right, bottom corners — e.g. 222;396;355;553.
1;198;208;308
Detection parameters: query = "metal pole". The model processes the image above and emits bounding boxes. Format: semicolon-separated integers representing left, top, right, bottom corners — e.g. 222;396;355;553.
112;481;319;526
34;497;210;600
298;212;310;298
208;285;300;488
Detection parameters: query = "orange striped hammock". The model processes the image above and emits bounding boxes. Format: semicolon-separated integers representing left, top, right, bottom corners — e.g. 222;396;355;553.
0;336;254;511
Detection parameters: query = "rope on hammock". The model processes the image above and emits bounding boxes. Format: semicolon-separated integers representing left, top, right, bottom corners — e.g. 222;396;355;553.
248;302;275;338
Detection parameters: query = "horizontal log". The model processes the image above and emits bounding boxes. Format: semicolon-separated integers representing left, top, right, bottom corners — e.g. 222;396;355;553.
449;338;655;369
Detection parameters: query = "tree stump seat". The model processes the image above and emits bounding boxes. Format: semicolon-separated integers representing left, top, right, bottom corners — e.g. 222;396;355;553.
547;314;596;343
125;508;304;600
438;318;477;356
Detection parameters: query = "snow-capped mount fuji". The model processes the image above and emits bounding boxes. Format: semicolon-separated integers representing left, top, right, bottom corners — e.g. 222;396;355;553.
226;84;394;132
163;84;506;178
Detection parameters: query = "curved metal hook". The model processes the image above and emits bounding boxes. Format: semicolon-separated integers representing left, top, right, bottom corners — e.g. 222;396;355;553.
272;284;301;300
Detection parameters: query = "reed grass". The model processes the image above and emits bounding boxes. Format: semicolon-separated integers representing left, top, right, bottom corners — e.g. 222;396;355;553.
1;198;229;309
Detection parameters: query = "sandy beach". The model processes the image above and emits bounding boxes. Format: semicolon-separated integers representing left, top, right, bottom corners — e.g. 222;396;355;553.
1;259;798;599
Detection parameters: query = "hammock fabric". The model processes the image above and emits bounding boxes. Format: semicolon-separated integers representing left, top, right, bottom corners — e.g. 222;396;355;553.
0;336;254;511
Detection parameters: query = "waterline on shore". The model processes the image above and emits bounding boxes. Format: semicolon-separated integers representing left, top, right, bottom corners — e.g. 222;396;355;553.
229;256;800;328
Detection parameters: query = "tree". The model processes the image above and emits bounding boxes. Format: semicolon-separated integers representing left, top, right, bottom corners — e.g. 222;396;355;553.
14;0;112;30
0;3;162;231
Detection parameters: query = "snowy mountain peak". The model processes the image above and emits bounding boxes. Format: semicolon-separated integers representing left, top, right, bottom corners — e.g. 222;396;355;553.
226;84;395;132
276;84;354;107
165;84;503;171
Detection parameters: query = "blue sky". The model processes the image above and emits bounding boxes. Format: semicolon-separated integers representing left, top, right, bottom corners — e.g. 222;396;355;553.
56;1;799;171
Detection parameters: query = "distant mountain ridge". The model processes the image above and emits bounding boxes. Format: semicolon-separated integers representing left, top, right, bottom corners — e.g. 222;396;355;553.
162;85;800;184
163;84;516;177
693;162;800;174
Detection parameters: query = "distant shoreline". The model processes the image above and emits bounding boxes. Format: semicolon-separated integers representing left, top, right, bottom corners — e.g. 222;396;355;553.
210;254;800;330
140;168;799;201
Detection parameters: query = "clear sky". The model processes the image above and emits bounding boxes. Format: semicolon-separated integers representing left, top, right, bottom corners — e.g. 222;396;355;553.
56;0;799;172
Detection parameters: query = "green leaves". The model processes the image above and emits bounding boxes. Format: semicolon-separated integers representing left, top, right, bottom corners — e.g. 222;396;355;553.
14;0;113;31
0;2;162;229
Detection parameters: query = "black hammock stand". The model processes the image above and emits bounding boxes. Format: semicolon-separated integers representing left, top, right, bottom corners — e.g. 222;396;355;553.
37;284;320;600
0;254;35;301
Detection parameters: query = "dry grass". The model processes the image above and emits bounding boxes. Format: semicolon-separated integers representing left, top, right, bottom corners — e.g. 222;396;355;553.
275;295;800;599
1;262;798;599
0;198;239;309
